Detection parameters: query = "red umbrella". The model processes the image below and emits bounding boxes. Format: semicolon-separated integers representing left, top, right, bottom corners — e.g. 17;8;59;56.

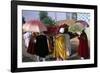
23;20;47;32
44;26;58;35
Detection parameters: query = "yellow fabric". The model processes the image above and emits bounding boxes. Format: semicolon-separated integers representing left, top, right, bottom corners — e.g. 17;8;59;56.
53;34;68;60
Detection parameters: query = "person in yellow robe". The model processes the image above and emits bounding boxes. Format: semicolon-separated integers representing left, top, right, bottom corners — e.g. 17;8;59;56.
53;27;69;60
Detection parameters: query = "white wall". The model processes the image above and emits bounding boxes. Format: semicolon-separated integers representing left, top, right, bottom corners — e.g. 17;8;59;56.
0;0;99;73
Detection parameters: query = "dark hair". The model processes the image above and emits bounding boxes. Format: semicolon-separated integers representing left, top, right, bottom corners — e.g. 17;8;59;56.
61;24;69;33
68;32;79;39
80;29;88;41
64;26;69;33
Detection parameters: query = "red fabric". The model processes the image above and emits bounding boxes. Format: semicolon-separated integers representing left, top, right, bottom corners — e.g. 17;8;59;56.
44;26;58;35
78;36;90;59
27;37;36;55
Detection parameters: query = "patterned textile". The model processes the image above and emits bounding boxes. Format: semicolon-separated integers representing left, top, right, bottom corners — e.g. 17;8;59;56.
77;13;90;24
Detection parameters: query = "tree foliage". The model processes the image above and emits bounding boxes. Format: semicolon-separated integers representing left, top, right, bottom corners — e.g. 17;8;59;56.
40;11;48;20
42;17;56;26
39;11;56;26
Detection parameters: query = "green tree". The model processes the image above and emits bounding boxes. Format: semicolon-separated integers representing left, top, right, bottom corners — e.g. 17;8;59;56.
42;17;56;26
40;11;48;20
39;11;56;26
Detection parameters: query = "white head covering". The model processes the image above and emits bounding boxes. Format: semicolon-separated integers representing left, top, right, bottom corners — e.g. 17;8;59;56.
59;27;64;33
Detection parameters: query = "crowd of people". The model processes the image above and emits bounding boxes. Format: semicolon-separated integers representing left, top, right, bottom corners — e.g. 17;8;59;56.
23;23;90;62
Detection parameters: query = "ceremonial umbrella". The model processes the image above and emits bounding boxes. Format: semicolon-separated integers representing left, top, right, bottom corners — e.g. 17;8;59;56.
56;19;76;26
23;20;47;32
68;23;84;33
75;20;89;28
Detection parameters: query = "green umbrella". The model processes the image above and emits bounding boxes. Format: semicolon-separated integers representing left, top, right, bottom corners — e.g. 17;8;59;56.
68;23;84;33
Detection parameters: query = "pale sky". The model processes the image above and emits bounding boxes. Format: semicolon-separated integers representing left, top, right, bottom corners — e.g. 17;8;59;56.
22;10;90;24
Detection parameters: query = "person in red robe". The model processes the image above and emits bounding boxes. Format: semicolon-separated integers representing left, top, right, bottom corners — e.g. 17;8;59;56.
27;33;37;55
77;30;90;59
